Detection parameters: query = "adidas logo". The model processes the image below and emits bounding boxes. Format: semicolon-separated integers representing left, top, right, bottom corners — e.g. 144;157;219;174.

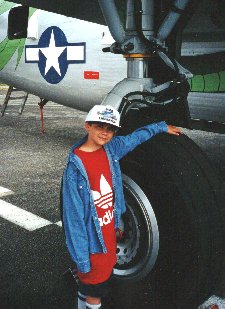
92;175;114;227
92;175;113;210
98;209;114;227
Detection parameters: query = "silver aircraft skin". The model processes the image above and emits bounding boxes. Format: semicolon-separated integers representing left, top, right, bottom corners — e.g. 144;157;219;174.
0;5;127;111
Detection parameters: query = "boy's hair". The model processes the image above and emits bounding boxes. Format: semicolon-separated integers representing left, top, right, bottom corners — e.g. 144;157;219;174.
86;121;97;125
86;121;118;133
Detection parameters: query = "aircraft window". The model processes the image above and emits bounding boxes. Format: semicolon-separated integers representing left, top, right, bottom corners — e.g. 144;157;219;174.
8;6;29;40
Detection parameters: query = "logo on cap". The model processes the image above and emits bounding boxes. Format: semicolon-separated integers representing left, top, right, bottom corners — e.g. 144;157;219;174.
97;107;117;124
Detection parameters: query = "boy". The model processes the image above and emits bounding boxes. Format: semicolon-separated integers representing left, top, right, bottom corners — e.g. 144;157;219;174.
62;105;182;309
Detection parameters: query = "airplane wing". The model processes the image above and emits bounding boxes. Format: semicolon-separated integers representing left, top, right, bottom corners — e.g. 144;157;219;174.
6;0;106;24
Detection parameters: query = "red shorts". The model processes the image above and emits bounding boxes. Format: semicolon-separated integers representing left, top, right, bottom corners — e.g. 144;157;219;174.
78;251;116;285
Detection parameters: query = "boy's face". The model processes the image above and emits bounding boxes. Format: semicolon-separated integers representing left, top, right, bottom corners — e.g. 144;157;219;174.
84;122;116;147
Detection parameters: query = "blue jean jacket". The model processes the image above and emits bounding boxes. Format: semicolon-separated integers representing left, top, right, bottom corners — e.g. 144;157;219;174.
62;121;168;273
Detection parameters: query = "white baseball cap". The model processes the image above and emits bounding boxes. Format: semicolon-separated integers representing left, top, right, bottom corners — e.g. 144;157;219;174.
85;105;121;128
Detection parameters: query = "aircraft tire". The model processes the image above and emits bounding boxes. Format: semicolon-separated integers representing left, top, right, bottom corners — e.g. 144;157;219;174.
112;133;224;309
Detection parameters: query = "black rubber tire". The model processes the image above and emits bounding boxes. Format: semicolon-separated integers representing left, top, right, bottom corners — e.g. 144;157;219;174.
113;133;224;309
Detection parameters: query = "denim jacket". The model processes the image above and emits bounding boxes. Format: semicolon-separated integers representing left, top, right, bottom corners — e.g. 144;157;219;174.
62;121;168;273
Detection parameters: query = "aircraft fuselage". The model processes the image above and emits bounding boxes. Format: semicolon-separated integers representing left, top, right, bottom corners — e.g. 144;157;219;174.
0;6;127;111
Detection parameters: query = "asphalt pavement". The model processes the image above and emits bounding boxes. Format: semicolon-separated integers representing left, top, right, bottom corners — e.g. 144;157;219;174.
0;92;224;309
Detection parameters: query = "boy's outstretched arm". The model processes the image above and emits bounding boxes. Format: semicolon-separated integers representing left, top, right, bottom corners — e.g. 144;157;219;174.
109;122;183;160
167;125;182;136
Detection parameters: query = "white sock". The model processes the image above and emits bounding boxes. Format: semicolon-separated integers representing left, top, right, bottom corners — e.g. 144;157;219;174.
77;291;86;309
85;303;102;309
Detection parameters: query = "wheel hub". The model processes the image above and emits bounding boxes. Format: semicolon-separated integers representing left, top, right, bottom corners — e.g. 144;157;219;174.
113;174;159;281
116;204;140;265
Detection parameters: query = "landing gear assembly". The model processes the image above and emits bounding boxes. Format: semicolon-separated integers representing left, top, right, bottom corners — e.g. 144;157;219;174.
98;0;224;308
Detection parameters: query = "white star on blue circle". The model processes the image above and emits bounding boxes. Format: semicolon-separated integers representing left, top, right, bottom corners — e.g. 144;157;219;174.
25;26;86;84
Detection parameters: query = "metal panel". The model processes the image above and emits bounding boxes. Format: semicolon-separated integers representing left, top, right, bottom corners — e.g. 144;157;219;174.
7;0;105;24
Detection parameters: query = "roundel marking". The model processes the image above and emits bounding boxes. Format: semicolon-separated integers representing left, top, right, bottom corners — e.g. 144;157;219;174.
25;26;86;84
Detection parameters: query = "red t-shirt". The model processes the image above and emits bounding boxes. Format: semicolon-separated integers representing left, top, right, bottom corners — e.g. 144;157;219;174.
74;147;117;284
